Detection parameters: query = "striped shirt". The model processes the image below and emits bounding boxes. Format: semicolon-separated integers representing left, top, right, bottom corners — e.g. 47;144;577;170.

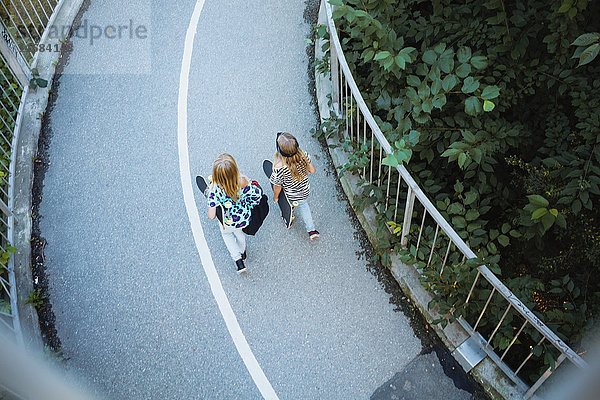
269;152;311;202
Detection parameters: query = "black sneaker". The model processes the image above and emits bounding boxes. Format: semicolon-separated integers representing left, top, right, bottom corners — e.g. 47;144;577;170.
241;251;247;261
235;259;246;274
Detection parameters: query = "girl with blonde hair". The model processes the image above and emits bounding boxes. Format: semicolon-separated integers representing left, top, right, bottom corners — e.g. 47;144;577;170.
207;153;262;273
270;132;320;239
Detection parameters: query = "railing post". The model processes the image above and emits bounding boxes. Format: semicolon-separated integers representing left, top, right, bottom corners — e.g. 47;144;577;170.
0;24;29;88
523;353;566;399
401;186;415;248
329;31;339;114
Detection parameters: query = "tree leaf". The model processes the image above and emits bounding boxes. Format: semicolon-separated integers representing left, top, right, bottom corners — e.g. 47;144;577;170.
481;85;500;100
423;50;438;65
454;181;464;193
527;194;549;207
442;74;457;91
441;148;460;157
470;56;488;70
556;213;567;229
498;234;510;247
434;42;447;54
383;56;394;70
572;199;582;215
465;209;480;221
421;98;433;113
578;43;600;67
457;46;472;63
464;96;481;116
558;0;574;13
395;55;406;69
483;100;495;112
531;208;548;219
458;152;467;168
461;77;480;93
464;191;477;205
431;78;442;95
510;14;527;27
374;51;391;61
432;93;447;109
407;75;421;87
572;33;600;46
541;212;555;231
382;154;398;167
456;63;471;78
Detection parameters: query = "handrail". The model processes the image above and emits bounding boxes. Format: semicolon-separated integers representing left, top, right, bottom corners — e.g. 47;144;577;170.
321;0;587;395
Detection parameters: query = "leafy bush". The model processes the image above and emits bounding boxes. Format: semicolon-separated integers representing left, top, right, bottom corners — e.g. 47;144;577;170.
322;0;600;381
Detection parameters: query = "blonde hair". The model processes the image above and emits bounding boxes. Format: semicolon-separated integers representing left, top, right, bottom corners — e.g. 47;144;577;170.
212;153;241;201
277;132;309;182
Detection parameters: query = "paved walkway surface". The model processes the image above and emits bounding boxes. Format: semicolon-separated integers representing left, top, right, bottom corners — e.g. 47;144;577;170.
38;0;479;399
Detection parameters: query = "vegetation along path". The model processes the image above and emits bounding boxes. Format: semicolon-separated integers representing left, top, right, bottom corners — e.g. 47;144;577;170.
34;0;486;398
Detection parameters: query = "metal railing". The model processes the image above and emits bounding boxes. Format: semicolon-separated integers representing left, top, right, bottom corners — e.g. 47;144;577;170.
320;0;587;397
0;0;61;347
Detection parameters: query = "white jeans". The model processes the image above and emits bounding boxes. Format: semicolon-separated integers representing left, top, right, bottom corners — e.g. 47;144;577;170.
220;224;246;261
295;200;316;232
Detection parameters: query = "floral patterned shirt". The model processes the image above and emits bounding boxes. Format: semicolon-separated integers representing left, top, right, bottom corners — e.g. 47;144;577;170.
207;183;262;228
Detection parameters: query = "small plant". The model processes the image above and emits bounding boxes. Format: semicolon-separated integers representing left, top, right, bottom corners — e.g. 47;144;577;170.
311;96;344;140
0;298;10;314
43;346;64;363
0;245;16;267
29;68;48;91
25;289;45;309
311;23;331;76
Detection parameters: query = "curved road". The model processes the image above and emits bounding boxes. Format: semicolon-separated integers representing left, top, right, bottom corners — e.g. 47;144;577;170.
38;1;476;399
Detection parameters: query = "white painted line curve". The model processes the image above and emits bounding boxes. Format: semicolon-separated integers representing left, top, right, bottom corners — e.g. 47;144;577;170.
176;1;279;399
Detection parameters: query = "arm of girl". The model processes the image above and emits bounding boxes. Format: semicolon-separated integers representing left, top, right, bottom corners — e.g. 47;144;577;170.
308;161;316;174
273;184;282;202
207;206;217;220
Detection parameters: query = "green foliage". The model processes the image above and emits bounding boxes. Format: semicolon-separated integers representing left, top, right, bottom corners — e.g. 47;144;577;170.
311;97;344;140
382;130;420;166
312;24;331;76
25;289;45;310
326;0;600;382
571;32;600;67
29;68;48;91
0;298;10;314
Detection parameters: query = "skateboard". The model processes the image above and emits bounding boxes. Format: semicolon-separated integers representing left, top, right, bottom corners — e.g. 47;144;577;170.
262;159;296;228
196;175;224;224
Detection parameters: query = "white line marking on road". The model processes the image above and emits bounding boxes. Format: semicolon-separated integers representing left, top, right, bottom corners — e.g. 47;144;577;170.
176;1;279;399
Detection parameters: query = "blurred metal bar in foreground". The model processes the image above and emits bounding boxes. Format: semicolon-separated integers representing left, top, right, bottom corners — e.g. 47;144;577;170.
0;331;98;400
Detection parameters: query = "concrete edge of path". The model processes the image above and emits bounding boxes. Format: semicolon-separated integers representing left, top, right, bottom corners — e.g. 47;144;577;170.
313;4;521;400
13;0;87;352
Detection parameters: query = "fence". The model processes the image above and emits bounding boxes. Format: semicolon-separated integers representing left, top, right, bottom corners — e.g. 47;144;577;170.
0;0;61;348
320;0;587;398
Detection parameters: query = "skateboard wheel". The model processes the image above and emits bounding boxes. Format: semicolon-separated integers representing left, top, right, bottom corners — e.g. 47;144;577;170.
291;216;295;220
207;175;213;183
292;201;299;207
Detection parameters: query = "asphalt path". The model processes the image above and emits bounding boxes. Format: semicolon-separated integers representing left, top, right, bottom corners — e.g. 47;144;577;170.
38;1;474;399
